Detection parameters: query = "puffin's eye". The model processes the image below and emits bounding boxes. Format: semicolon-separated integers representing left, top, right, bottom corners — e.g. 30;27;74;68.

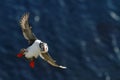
39;43;44;50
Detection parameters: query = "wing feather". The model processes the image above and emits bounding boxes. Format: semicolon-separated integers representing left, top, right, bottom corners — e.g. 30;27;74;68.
40;52;67;69
20;13;37;44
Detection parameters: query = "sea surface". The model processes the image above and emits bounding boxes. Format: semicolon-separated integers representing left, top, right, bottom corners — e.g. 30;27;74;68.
0;0;120;80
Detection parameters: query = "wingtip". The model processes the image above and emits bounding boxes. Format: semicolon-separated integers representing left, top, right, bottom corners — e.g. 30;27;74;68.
20;12;29;22
23;12;30;17
59;66;67;69
19;12;30;27
24;12;30;18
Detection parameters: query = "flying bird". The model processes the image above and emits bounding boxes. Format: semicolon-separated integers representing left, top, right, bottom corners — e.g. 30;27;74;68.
17;13;67;69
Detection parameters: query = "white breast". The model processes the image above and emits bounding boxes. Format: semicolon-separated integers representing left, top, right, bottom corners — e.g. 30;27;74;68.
24;40;42;59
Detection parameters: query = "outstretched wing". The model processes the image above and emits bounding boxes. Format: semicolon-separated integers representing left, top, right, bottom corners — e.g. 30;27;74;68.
20;13;37;44
40;52;67;69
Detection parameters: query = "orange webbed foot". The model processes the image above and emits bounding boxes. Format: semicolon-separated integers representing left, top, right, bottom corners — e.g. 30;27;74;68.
29;60;35;68
17;53;24;58
17;48;27;58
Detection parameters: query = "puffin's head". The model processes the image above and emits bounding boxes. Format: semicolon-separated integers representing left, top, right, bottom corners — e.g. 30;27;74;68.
39;42;48;53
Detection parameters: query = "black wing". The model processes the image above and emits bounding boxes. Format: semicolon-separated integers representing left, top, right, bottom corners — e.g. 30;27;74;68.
20;13;37;44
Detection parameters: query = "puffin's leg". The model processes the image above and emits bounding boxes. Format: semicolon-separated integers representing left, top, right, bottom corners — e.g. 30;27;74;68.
29;57;35;68
17;48;28;58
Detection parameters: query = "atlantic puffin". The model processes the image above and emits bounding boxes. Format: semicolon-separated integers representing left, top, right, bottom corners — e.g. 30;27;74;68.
17;13;67;69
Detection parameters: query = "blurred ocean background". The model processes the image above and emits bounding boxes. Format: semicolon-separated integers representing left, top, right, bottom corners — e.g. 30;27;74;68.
0;0;120;80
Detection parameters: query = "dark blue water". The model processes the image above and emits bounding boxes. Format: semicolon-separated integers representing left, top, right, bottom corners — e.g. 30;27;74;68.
0;0;120;80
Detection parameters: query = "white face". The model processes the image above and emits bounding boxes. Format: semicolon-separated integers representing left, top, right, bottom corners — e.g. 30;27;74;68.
39;42;48;53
